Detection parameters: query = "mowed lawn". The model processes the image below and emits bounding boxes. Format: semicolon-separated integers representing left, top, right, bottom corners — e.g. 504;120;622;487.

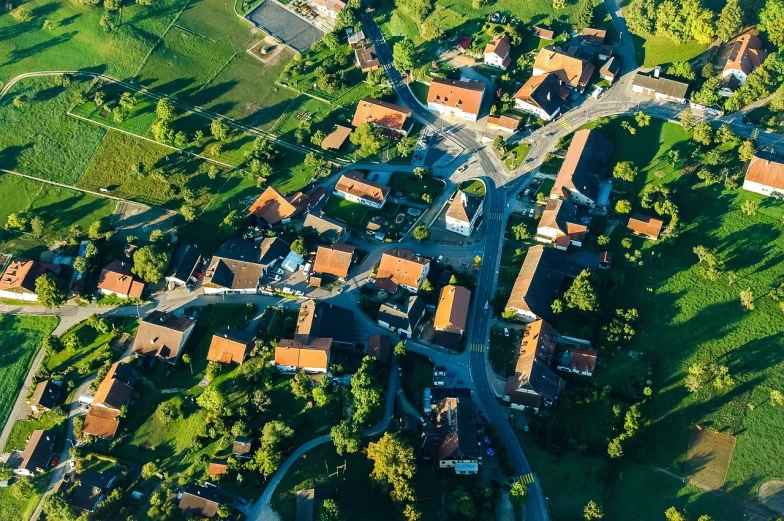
632;34;709;67
0;315;59;435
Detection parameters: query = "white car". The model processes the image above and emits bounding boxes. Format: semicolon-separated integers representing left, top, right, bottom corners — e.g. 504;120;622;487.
434;380;445;387
528;208;535;218
437;255;444;263
434;370;446;377
504;327;510;337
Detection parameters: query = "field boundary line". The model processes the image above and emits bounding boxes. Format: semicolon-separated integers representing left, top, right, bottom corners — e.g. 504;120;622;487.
0;169;126;203
66;110;234;168
131;0;193;78
195;52;239;96
171;22;217;42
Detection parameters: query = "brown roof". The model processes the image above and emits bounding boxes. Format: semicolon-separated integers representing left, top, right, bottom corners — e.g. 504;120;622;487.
551;129;615;203
30;380;61;410
335;170;390;205
203;237;290;291
18;429;55;474
533;26;555;39
376;248;430;292
745;154;784;190
0;259;59;295
538;198;587;243
600;56;620;77
568;348;597;373
274;339;332;371
487;113;523;131
179;486;220;518
92;362;134;411
232;436;254;456
206;326;255;365
533;47;595;88
208;459;228;476
320;125;353;150
353;41;380;72
434;397;478;462
367;334;392;363
97;260;145;299
627;214;664;240
248;186;311;225
506;245;567;320
723;34;767;76
514;73;570;116
83;406;121;438
132;311;195;361
484;33;511;66
582;28;606;44
427;78;486;117
313;243;355;278
446;190;483;223
504;319;565;402
352;97;411;131
302;213;346;242
434;285;471;334
456;34;473;50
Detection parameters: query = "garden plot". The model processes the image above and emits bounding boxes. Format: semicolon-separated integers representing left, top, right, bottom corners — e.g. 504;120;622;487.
685;425;737;490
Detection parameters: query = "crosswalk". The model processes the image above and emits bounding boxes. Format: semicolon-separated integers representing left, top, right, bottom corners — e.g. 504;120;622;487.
558;118;573;130
518;473;536;485
487;212;503;220
519;163;533;174
469;343;485;352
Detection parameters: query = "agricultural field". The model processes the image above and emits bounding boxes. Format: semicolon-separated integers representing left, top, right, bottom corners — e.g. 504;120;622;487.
0;315;59;434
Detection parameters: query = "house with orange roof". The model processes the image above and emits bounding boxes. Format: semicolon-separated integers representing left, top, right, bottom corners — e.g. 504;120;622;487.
352;97;413;135
514;73;570;121
720;34;767;87
334;170;390;209
273;338;332;373
536;198;587;249
313;0;345;17
313;243;356;279
82;362;134;439
627;214;665;240
446;190;483;237
0;258;61;302
558;347;598;376
427;78;486;121
484;33;511;70
97;260;145;300
206;326;256;365
533;46;595;92
375;249;431;293
433;285;471;350
248;186;322;226
742;153;784;198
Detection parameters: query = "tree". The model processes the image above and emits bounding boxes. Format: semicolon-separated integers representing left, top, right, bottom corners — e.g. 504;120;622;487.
740;199;759;216
509;481;528;506
615;199;632;214
43;491;77;521
613;161;638;182
132;246;169;283
291;371;313;399
155;98;176;123
575;0;594;27
403;504;422;521
717;0;742;40
72;415;84;439
181;204;197;222
350;123;385;155
449;487;476;517
553;0;566;8
492;135;506;153
312;381;335;407
692;122;713;145
771;390;784;406
10;5;32;21
334;6;357;30
318;499;343;521
692;76;722;107
667;61;696;80
290;237;307;256
323;32;340;50
5;212;28;231
679;107;696;128
397;136;417;157
760;0;784;47
664;507;687;521
211;118;230;140
634;111;651;127
584;500;604;520
597;235;610;246
36;274;66;308
607;437;624;458
564;269;598;312
625;0;656;35
511;222;530;240
197;387;226;411
254;420;294;474
0;462;13;482
30;216;44;237
412;225;429;241
690;9;716;44
393;39;416;71
156;399;181;424
394;341;407;357
368;433;417;503
551;298;565;314
740;287;755;309
739;139;756;162
330;420;362;455
182;353;193;374
351;357;382;423
502;308;517;320
473;255;482;270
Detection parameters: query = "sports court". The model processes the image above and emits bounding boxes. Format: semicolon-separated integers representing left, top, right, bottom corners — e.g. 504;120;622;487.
247;1;324;53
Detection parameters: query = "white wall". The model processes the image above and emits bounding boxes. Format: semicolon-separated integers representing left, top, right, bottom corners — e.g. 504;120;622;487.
0;289;38;302
484;52;508;70
427;102;479;122
514;98;557;121
334;190;386;209
743;179;784;198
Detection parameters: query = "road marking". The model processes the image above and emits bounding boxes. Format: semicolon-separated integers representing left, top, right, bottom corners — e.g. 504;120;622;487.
470;343;485;352
518;473;536;485
520;163;532;174
559;119;573;130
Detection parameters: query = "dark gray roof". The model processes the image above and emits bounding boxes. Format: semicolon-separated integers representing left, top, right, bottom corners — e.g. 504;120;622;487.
632;71;689;99
80;469;117;490
436;397;478;461
216;326;256;345
529;359;564;401
31;380;62;410
310;303;355;344
19;430;55;473
167;244;200;283
377;296;426;332
523;73;569;116
71;483;103;512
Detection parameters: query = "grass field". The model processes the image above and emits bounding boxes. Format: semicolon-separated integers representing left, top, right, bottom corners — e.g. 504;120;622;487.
632;34;709;67
0;474;47;521
0;315;59;435
685;426;736;490
388;173;444;202
459;179;486;196
322;197;371;230
503;142;532;171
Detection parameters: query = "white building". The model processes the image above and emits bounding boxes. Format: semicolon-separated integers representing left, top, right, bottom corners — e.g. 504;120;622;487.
631;67;689;103
720;34;767;87
334;170;390;209
483;33;511;70
426;78;486;122
742;154;784;198
445;190;484;236
513;73;570;121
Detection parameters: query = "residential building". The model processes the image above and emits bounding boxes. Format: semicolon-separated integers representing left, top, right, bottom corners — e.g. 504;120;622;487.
302;212;347;243
178;485;221;519
334;170;390;209
83;362;134;439
273;338;332;373
742;153;784;198
532;26;555;40
248;186;320;226
97;260;145;300
352;40;380;72
486;113;522;132
600;57;620;83
427;78;486;121
232;436;254;458
132;311;196;364
484;33;512;70
30;380;62;414
352;97;413;135
296;489;331;521
433;285;471;351
557;347;598;376
208;459;228;477
377;296;426;338
627;214;665;240
367;334;392;364
632;67;689;103
313;243;356;279
0;259;60;302
165;244;201;287
294;300;355;346
71;469;118;512
536;198;587;249
203;236;290;294
206;326;256;365
533;46;595;92
281;250;304;273
313;0;345;17
503;319;565;412
721;34;767;86
320;124;352;151
505;245;568;323
445;190;484;236
423;387;472;414
581;28;606;45
455;35;473;52
375;249;430;293
14;429;55;476
550;129;615;208
513;73;570;121
433;397;479;474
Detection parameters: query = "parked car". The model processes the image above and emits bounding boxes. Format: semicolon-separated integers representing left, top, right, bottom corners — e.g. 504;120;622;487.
528;208;535;218
434;380;445;387
434;370;446;377
437;255;444;263
524;189;530;196
504;327;510;337
457;164;468;172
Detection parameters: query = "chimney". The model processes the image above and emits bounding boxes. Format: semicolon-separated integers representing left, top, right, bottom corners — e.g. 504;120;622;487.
654;66;661;78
